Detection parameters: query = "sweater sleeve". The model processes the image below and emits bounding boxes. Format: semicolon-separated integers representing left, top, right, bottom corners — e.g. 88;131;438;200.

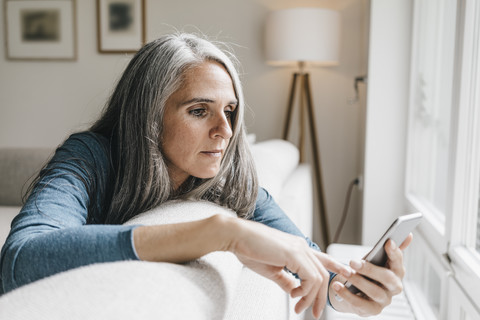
0;133;139;294
252;187;320;251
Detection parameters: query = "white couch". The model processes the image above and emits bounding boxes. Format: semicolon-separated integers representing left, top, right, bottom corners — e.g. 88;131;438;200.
0;138;313;320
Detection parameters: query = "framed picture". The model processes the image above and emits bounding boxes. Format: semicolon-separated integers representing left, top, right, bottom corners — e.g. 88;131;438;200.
4;0;77;61
97;0;146;53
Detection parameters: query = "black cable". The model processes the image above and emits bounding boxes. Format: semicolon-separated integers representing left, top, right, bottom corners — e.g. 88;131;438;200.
333;177;360;243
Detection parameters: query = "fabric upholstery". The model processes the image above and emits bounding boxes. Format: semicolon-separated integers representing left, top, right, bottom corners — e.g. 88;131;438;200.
250;139;299;201
0;200;243;319
0;139;311;319
0;148;52;206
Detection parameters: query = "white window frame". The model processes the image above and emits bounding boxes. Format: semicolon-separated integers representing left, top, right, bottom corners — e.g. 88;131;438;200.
447;277;480;320
405;0;480;318
447;0;480;303
403;232;451;319
405;0;458;255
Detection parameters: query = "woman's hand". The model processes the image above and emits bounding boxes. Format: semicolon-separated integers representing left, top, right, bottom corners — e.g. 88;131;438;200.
133;214;352;319
328;234;413;316
227;218;352;319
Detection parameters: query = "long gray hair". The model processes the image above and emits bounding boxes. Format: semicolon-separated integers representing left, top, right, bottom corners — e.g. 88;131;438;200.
90;33;258;224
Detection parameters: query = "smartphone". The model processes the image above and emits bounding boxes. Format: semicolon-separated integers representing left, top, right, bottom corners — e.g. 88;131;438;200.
345;212;423;294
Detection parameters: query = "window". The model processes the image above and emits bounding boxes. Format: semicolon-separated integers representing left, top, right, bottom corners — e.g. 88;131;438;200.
405;0;480;318
406;0;458;254
407;0;455;221
477;194;480;253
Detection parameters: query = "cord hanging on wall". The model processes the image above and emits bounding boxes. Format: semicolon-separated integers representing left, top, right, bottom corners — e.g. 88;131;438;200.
333;177;360;243
347;75;368;105
334;75;368;243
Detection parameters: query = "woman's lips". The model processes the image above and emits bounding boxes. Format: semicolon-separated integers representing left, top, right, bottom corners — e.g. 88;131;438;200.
200;150;223;157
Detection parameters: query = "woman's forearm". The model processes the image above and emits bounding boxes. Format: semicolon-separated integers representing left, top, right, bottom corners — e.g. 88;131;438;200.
1;224;139;293
133;214;234;263
1;214;234;294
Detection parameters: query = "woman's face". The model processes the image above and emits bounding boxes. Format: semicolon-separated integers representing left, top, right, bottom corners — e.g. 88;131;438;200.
162;61;237;188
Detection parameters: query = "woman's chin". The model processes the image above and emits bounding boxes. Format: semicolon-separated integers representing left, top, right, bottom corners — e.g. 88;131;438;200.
193;168;220;179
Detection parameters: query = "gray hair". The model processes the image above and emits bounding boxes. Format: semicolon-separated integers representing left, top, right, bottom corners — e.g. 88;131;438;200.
91;33;258;224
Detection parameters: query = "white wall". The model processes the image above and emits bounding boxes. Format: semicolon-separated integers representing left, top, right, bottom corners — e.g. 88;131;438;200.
0;0;369;246
362;0;413;245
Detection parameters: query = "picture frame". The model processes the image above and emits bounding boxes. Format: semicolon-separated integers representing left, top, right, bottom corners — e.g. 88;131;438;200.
97;0;146;53
3;0;77;61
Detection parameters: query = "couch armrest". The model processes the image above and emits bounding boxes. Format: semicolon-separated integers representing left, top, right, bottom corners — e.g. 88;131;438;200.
277;164;313;239
0;148;52;206
0;207;20;247
250;139;299;201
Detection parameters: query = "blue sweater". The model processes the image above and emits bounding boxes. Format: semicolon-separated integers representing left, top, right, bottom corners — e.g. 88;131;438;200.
0;132;320;294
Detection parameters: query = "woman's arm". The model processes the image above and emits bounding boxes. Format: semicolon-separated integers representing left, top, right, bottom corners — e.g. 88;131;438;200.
133;187;353;319
134;213;352;319
0;133;140;294
252;188;320;250
133;215;229;262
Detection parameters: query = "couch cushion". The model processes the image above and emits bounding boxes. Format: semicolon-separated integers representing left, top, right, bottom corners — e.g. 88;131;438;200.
0;207;20;246
277;164;313;238
0;148;52;206
226;266;304;320
250;139;299;201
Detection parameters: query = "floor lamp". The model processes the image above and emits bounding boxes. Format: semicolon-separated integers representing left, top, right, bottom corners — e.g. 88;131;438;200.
265;7;340;249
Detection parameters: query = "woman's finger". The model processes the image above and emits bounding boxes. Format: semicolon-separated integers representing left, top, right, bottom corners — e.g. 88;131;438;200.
290;258;317;298
294;289;314;314
312;294;325;320
238;255;298;293
290;251;330;314
293;279;322;314
313;251;353;277
309;251;330;318
345;267;393;303
350;259;402;295
399;233;413;250
385;239;406;280
331;281;383;317
267;267;298;293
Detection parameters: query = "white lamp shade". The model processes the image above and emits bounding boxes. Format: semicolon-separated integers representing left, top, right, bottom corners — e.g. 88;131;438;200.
265;8;340;66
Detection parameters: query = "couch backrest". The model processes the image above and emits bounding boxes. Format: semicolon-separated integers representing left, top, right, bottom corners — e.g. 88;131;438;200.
0;148;53;206
250;139;299;200
0;140;300;206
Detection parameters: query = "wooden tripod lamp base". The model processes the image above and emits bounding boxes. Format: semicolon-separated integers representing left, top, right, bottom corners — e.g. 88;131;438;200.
283;70;331;250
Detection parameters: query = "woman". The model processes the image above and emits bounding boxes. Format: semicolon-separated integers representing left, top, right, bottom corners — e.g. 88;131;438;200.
0;33;411;318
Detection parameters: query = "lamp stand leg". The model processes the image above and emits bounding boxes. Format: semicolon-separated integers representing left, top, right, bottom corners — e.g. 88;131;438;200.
283;73;299;140
302;73;331;249
299;75;306;162
282;72;331;250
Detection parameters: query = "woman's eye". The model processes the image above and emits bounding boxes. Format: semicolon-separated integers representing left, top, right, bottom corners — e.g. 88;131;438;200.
189;108;207;117
225;106;236;119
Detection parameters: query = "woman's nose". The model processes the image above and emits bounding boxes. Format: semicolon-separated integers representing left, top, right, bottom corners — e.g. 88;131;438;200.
209;113;233;140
